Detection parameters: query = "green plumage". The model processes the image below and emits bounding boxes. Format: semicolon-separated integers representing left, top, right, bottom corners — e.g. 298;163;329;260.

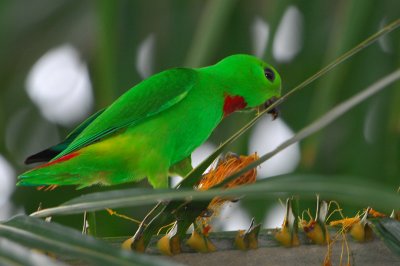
18;54;281;188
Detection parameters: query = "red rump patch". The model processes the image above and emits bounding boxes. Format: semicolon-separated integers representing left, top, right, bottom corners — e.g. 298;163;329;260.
35;152;80;169
223;95;247;117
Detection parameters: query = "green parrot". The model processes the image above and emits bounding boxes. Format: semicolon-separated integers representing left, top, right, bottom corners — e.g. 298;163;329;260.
18;54;281;189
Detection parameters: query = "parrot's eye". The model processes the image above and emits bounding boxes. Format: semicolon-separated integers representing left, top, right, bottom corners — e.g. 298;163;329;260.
264;68;275;82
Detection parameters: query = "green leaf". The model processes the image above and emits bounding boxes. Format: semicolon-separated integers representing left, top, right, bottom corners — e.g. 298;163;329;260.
0;216;180;266
370;218;400;256
30;175;399;218
0;238;67;266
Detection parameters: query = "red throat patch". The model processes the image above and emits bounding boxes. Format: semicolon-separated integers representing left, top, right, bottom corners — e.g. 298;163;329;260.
223;95;247;117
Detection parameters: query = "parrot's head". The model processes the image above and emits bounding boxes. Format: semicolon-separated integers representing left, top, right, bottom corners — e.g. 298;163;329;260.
203;54;281;117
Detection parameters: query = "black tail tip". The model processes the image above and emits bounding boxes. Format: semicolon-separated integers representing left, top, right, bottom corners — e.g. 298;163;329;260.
24;149;59;165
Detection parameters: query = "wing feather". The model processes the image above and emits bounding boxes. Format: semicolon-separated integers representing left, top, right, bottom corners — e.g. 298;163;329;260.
54;68;197;159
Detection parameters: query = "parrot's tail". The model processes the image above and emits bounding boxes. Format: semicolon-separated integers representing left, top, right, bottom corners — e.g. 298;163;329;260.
17;169;82;187
17;152;85;188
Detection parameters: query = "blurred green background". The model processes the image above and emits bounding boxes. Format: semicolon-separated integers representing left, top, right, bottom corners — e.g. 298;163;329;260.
0;0;399;237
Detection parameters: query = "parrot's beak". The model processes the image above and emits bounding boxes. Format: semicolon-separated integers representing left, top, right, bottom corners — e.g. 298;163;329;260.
261;97;279;120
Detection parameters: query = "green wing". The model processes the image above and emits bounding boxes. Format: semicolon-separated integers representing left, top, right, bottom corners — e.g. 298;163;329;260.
54;68;197;159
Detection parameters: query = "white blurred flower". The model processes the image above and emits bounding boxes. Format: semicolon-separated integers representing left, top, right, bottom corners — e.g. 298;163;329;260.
249;117;300;178
251;16;270;58
263;203;286;228
378;18;392;53
191;142;216;169
273;6;303;63
0;202;24;221
26;44;93;126
136;34;155;79
0;155;15;206
363;99;380;144
211;202;252;232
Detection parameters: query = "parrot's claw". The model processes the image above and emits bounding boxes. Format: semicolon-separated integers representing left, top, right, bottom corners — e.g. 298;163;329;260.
263;97;279;120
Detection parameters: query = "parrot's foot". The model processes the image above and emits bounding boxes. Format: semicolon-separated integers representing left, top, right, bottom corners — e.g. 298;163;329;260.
262;96;279;120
